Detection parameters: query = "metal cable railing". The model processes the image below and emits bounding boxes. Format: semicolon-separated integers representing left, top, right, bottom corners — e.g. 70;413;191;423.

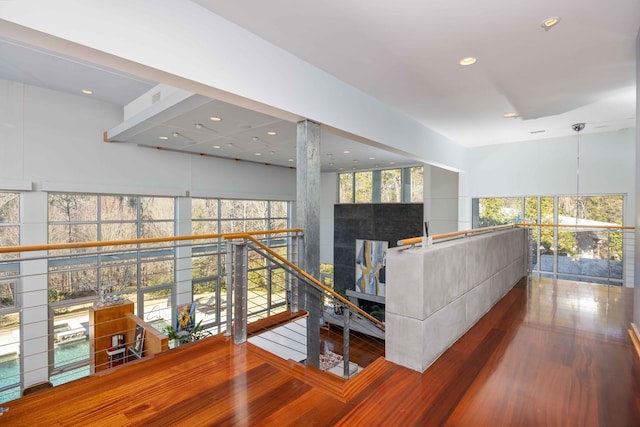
226;234;385;379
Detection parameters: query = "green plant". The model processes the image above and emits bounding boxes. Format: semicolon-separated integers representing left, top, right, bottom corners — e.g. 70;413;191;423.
163;320;212;346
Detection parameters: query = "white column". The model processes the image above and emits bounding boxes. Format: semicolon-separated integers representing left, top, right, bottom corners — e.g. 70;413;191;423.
20;190;49;388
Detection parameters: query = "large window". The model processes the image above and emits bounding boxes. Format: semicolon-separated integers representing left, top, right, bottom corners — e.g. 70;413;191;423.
192;198;291;330
338;166;423;203
473;195;625;285
0;192;20;402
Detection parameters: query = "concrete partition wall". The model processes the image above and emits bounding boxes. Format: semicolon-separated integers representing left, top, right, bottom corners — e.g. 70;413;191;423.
385;228;527;372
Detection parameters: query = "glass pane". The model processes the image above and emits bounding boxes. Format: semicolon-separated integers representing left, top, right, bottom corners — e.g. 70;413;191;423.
53;302;92;369
48;194;97;222
141;221;174;239
192;198;218;220
193;254;220;279
141;260;174;287
270;201;288;218
100;264;137;292
101;222;137;241
0;192;19;224
0;280;16;308
143;289;172;332
0;312;20;394
220;200;268;219
194;280;218;327
101;195;137;221
0;226;19;262
524;197;539;270
355;171;373;203
381;169;402;203
192;219;218;235
477;197;521;227
140;197;174;221
539;196;554;272
410;166;424;202
48;269;98;302
48;224;98;245
339;173;354;203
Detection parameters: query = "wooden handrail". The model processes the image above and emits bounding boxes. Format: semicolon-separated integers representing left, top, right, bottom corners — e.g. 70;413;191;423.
397;222;634;247
0;228;303;254
397;224;514;246
516;223;634;230
229;234;385;329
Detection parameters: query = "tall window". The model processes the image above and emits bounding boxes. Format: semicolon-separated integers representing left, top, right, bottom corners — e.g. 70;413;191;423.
192;198;291;329
338;166;422;203
472;195;625;285
0;192;20;402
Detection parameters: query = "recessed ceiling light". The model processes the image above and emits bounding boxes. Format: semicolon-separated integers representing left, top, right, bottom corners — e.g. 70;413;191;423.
343;150;351;154
266;131;277;136
81;89;93;95
459;57;477;66
541;17;560;31
255;152;262;156
212;145;221;149
503;112;519;119
288;158;294;162
159;136;169;140
369;157;375;160
209;116;222;122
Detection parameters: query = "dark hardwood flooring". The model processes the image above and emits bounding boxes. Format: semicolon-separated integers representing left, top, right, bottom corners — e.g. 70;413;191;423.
3;276;639;426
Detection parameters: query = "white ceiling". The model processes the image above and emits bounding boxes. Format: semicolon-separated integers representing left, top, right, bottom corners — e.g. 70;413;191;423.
1;0;638;172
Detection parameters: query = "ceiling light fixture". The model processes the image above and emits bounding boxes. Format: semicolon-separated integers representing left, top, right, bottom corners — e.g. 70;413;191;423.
81;89;93;95
459;57;477;66
209;116;222;122
343;150;351;154
159;136;169;140
503;112;519;118
541;17;560;31
195;123;217;133
288;158;294;162
266;131;277;136
212;145;221;149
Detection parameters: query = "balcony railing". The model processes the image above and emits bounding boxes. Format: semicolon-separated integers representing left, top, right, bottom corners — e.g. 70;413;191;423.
0;228;384;403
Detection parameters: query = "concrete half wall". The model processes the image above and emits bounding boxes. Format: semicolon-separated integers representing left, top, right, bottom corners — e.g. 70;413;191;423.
385;228;527;372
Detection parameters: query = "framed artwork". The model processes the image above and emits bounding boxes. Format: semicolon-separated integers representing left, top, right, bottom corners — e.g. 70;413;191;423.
132;324;145;357
176;302;196;331
355;239;388;297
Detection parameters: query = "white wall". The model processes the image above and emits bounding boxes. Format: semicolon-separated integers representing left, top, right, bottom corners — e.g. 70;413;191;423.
0;79;296;200
319;173;337;264
424;165;459;235
467;129;635;204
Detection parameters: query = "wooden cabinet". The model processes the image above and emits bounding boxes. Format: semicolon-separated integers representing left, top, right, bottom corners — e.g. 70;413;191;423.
89;301;134;373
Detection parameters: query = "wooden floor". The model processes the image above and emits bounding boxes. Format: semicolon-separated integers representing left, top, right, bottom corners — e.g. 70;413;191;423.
3;276;639;426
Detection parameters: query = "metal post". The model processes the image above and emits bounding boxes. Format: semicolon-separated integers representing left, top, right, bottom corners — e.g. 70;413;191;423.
343;305;351;379
224;241;233;336
232;241;248;344
289;234;300;313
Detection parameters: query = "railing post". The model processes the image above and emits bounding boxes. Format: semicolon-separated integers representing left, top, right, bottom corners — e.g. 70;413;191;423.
343;305;351;379
289;234;300;312
232;241;249;344
224;241;233;336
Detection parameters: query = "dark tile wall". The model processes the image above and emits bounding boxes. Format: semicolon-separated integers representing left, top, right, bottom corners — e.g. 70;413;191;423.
333;203;423;294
